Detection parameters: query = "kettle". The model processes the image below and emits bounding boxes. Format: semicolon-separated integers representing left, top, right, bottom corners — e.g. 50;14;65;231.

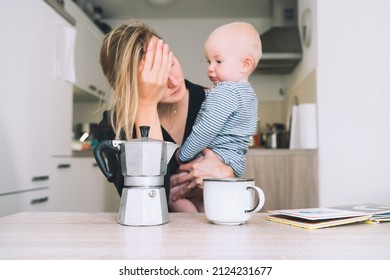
94;126;178;226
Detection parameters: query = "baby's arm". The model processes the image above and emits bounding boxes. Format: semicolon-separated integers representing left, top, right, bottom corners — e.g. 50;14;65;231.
179;86;238;162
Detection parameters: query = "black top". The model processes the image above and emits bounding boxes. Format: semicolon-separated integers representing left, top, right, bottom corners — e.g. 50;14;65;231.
96;80;206;200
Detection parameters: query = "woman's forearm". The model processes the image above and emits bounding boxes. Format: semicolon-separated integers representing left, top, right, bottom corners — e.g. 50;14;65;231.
135;39;172;140
135;104;163;139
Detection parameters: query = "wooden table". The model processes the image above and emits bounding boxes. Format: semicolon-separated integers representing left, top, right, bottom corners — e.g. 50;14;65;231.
0;212;389;260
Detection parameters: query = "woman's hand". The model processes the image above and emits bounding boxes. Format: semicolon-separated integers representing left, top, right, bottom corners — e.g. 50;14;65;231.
136;38;173;139
138;38;173;106
170;148;234;202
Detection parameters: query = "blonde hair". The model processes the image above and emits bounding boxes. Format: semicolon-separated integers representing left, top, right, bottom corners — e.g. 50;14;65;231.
100;20;160;140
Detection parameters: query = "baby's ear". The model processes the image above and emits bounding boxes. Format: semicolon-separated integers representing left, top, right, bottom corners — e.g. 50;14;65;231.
242;56;255;73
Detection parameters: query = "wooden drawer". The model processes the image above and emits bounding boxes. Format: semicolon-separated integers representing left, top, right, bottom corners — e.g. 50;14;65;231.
244;149;318;212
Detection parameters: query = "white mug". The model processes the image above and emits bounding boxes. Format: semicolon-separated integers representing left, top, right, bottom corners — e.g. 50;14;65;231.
203;178;265;225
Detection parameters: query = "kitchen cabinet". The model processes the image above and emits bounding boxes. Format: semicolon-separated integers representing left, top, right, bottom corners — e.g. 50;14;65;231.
64;0;111;101
50;157;120;212
0;188;51;217
244;149;318;212
0;0;74;216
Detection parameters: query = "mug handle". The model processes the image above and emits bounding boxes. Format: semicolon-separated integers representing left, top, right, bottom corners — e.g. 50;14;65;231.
245;185;265;213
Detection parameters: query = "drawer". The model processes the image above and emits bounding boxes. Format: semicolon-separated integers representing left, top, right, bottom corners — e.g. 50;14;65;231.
0;187;50;217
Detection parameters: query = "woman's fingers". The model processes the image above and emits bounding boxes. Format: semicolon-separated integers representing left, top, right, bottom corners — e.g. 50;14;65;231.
170;170;203;202
177;155;203;173
170;171;196;200
163;47;173;83
142;37;157;72
142;39;170;77
170;179;197;202
138;38;172;105
170;171;192;188
152;39;163;74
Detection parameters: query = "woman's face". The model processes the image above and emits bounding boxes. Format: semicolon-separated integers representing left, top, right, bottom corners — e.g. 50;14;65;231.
159;53;187;104
139;36;186;105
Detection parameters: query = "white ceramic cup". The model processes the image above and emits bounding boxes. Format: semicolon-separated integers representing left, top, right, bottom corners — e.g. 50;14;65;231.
203;178;265;225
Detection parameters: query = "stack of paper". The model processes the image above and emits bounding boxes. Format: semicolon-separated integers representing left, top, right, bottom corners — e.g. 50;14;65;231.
266;203;390;230
331;203;390;223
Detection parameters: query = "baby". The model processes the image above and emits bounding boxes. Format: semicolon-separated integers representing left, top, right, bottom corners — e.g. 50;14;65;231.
171;22;262;212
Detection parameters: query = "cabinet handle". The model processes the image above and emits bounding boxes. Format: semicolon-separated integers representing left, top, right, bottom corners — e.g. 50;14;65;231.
89;85;97;91
30;196;49;205
57;164;71;169
92;163;98;167
32;176;49;182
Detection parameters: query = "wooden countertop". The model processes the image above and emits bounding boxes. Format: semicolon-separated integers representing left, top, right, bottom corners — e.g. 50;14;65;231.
0;212;389;260
248;148;317;156
69;147;316;158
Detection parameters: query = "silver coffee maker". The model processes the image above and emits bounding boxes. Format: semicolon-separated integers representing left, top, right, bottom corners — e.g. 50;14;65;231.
94;126;178;226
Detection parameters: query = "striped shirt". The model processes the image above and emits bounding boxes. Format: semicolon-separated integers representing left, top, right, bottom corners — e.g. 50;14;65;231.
179;81;258;176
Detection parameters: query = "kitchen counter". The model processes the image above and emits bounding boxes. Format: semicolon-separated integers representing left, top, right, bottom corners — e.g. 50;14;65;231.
71;148;317;158
248;147;317;155
0;212;389;260
69;147;316;158
71;150;94;157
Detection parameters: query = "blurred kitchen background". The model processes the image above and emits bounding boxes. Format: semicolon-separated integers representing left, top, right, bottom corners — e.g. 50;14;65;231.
72;0;314;138
1;0;390;217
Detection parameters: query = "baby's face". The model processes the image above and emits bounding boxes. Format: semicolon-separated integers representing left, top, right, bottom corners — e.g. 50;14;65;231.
204;28;249;85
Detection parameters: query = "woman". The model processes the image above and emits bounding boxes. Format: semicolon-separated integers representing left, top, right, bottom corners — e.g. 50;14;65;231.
97;20;234;212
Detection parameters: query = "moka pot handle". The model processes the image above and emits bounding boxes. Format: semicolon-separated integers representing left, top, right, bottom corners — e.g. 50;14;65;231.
93;140;124;181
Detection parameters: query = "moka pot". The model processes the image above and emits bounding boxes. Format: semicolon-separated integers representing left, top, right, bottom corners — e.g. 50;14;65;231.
94;126;178;226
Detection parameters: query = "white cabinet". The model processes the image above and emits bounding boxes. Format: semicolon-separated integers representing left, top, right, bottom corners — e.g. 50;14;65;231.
0;0;116;217
64;0;111;101
50;157;120;212
0;188;51;217
0;0;73;216
49;158;74;211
